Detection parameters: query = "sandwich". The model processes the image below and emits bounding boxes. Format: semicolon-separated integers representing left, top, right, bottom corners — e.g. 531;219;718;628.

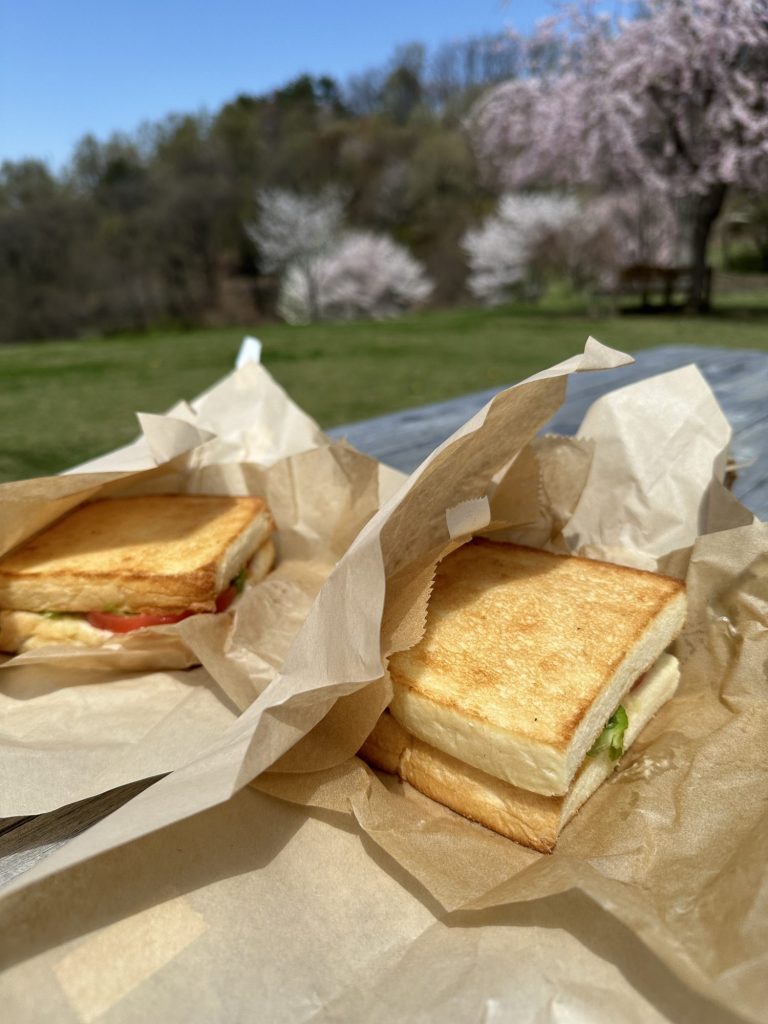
0;494;276;652
360;539;686;851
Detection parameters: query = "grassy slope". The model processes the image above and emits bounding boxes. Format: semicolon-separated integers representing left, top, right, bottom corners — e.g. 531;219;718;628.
2;302;768;482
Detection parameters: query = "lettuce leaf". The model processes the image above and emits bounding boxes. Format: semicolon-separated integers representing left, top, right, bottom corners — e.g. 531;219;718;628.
587;705;629;761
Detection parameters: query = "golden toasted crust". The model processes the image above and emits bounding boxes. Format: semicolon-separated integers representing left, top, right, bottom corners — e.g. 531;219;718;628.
0;536;277;653
406;739;561;852
359;706;409;774
0;495;274;614
389;539;685;759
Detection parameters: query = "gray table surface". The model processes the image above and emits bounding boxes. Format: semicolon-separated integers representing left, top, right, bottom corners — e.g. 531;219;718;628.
329;344;768;516
2;343;767;892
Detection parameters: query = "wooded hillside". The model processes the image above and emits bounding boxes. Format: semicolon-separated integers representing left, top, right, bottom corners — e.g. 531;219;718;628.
0;36;517;343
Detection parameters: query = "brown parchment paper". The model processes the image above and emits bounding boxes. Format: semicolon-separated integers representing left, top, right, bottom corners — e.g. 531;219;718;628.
2;338;766;1023
0;786;739;1024
0;362;382;815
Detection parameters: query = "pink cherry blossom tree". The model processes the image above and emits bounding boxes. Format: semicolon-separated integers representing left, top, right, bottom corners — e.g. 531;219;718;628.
471;1;768;311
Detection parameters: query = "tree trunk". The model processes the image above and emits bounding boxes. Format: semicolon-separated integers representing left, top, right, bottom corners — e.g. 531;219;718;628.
303;263;318;323
688;183;727;314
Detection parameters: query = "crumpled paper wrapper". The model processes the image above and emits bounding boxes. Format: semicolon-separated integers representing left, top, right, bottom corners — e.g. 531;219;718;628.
67;353;327;474
0;360;383;815
1;786;734;1024
2;338;766;1023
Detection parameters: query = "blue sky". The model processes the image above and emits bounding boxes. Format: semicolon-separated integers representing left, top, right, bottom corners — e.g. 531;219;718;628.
0;1;556;170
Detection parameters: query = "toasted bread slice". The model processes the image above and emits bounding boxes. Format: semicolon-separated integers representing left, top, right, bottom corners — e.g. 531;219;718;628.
0;495;274;614
362;653;680;852
388;540;685;796
0;537;276;652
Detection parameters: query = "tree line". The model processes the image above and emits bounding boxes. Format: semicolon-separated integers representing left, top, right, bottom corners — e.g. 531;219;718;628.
0;35;517;344
2;4;767;344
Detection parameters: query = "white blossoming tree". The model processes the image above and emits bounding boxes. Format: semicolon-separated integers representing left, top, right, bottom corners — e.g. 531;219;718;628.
463;189;683;304
277;230;433;323
462;193;581;304
246;187;346;321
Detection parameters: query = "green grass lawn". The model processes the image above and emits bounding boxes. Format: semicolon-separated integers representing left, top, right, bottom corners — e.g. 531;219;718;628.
2;301;768;483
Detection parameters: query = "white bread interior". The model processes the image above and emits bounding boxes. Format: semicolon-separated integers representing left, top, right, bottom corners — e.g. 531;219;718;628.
0;609;110;651
362;652;680;853
0;537;275;653
388;540;686;796
560;651;679;824
216;508;274;594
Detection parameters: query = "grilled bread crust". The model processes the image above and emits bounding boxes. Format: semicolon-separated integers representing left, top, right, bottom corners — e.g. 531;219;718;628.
0;537;276;653
0;495;274;614
388;540;686;796
362;653;680;852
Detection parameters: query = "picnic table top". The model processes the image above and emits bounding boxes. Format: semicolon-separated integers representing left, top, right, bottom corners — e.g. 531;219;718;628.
329;343;768;518
2;342;766;889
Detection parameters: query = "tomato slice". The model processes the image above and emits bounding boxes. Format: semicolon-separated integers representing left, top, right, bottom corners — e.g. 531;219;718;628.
85;585;239;633
86;609;195;632
215;585;237;612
